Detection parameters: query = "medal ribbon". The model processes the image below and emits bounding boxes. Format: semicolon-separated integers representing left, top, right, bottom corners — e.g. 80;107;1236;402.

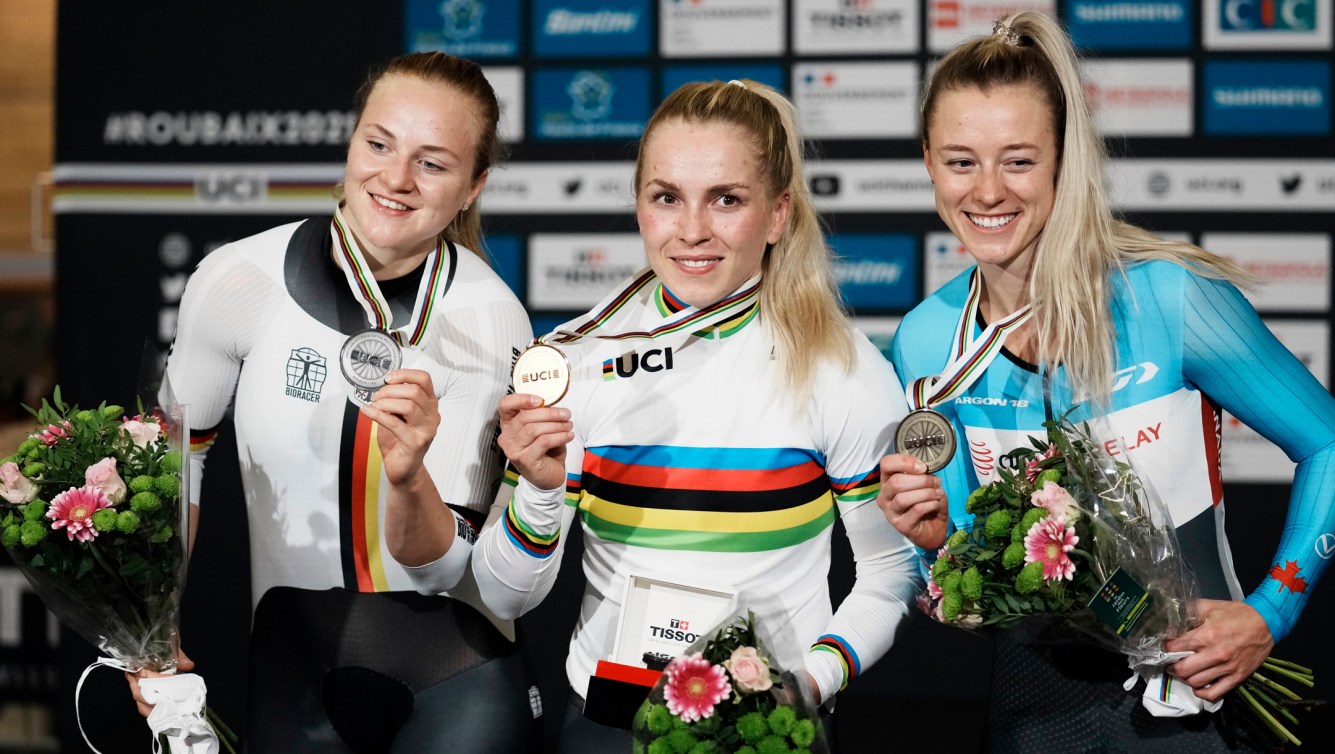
330;207;452;348
906;269;1032;410
539;267;762;347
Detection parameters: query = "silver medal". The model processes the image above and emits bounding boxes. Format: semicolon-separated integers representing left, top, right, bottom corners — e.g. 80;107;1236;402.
340;329;402;402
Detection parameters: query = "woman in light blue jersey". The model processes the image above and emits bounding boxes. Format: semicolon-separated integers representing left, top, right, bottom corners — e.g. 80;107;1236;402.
877;9;1335;753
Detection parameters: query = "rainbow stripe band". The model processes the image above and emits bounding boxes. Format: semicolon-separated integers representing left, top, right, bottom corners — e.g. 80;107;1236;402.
503;498;561;559
812;634;861;690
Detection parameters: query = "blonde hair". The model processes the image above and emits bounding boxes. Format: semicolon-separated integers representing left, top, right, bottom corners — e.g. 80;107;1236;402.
341;52;505;258
635;80;855;398
922;11;1251;402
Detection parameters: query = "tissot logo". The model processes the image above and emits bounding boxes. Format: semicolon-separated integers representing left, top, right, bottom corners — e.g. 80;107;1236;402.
648;622;699;643
285;348;327;403
602;347;675;380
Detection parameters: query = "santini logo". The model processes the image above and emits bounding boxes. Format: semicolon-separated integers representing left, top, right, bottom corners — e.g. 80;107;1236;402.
602;347;675;380
545;9;638;35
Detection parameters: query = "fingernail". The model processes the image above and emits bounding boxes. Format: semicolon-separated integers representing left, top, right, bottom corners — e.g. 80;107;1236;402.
915;461;926;474
556;408;571;420
528;395;542;407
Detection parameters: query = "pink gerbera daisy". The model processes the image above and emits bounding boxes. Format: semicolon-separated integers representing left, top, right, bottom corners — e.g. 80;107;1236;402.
1024;444;1059;482
37;421;72;447
46;486;113;542
663;653;731;723
1023;517;1079;581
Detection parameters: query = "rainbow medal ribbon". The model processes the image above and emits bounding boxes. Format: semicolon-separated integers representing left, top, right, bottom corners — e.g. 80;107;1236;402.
511;268;761;406
330;207;453;404
897;269;1032;472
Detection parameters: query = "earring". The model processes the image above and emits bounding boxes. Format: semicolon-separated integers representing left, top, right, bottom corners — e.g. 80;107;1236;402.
461;203;471;211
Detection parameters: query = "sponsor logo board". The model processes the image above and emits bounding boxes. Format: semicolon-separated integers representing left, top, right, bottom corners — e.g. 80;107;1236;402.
532;68;651;140
829;234;918;310
1108;159;1335;211
483;66;524;143
662;64;786;95
928;0;1056;52
1065;0;1192;49
1203;60;1331;135
793;0;919;54
806;160;937;212
661;0;786;57
533;0;651;57
405;0;521;58
1203;0;1331;50
1084;59;1193;137
793;62;918;139
527;234;646;310
1201;233;1331;312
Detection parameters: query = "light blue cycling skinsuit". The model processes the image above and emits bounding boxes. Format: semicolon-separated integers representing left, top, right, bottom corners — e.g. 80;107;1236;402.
892;259;1335;753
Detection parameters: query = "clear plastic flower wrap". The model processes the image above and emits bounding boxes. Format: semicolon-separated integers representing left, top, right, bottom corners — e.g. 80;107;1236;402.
0;356;236;752
920;413;1318;746
631;609;830;754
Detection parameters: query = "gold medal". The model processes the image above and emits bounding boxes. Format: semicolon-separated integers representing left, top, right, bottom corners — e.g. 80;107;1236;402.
895;408;957;473
512;343;571;407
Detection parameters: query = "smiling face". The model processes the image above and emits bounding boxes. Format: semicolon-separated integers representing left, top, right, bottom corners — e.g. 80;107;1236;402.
635;120;791;308
924;84;1058;280
342;74;487;276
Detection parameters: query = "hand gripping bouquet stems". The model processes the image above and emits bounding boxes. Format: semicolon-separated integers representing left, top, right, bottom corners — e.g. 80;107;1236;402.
921;414;1317;749
0;376;236;752
632;610;829;754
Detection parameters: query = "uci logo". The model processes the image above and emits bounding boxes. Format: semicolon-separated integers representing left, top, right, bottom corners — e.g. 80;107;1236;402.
196;171;265;203
603;347;674;380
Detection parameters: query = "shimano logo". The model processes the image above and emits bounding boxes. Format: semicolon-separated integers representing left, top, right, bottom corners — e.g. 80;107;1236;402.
545;9;638;35
836;260;902;285
1073;2;1184;22
1213;87;1324;108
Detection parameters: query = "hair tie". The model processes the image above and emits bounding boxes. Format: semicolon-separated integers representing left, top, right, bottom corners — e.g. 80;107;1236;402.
992;19;1022;46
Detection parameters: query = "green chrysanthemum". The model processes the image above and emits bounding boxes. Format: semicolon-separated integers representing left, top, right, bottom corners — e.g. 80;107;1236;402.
1036;468;1062;487
160;450;184;475
939;570;962;596
665;727;697;754
131;491;161;513
1015;561;1044;594
946;528;969;550
737;711;768;743
941;590;963;622
128;475;156;494
75;410;95;422
688;741;718;754
965;485;988;513
2;525;20;548
756;735;790;754
984;510;1012;541
962;567;983;600
22;500;46;522
930;554;954;581
20;520;46;546
645;703;672;735
116;510;140;534
1002;541;1027;569
736;747;757;754
101;405;123;419
648;739;672;754
767;706;796;736
24;448;39;462
150;525;173;544
789;718;816;747
633;739;646;754
92;508;120;532
21;462;44;478
1018;507;1046;535
154;474;181;499
16;437;39;455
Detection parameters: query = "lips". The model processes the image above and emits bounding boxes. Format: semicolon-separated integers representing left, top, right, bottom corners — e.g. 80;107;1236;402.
967;212;1016;229
372;194;411;212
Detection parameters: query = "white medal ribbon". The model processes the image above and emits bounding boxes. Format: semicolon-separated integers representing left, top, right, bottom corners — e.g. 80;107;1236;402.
1122;648;1223;718
77;657;219;754
905;269;1033;411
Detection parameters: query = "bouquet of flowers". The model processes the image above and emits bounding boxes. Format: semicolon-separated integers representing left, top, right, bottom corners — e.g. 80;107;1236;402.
0;386;235;753
922;415;1317;749
632;611;828;754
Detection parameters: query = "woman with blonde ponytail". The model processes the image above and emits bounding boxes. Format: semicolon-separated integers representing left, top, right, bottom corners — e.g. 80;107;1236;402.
477;79;921;751
877;10;1335;752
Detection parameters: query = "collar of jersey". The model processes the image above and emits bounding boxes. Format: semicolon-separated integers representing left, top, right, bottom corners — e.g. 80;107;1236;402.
651;279;760;340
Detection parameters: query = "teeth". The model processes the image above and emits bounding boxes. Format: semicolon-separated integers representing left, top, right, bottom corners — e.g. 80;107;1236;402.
969;213;1015;229
679;259;716;268
374;195;410;211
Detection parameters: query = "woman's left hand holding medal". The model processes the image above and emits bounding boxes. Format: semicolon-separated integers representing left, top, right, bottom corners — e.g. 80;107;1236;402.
498;393;573;492
359;369;441;487
876;454;949;550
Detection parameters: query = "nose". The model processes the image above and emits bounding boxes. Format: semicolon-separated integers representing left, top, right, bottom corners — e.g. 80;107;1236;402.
677;203;711;246
973;168;1005;207
383;156;414;193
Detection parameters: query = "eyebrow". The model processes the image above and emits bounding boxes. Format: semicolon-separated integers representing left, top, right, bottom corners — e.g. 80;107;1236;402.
363;123;462;161
644;178;752;193
937;142;1042;152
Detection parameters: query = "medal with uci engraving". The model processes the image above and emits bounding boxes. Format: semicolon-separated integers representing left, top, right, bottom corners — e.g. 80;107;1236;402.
895;408;957;473
340;329;402;403
512;342;571;407
900;270;1033;474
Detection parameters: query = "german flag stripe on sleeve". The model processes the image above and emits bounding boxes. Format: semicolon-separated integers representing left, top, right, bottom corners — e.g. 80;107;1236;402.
812;634;861;689
189;427;218;453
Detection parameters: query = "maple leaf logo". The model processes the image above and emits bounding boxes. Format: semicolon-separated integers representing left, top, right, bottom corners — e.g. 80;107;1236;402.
1268;560;1309;594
